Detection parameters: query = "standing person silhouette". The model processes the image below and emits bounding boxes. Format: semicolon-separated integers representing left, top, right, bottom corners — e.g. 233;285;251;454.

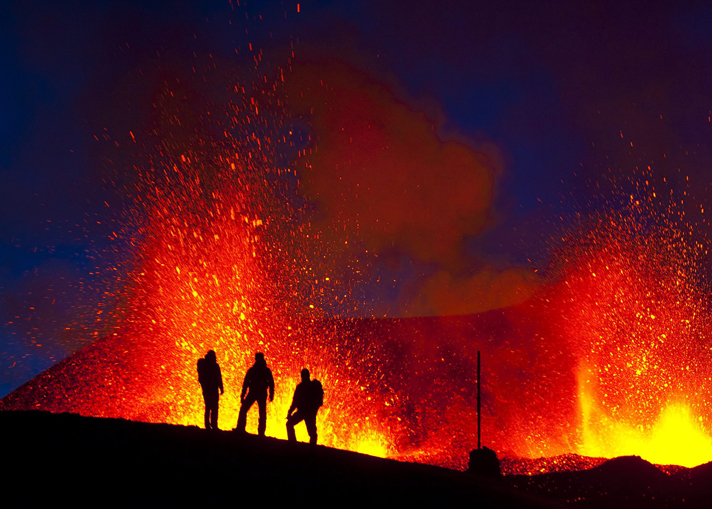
235;352;274;436
286;368;323;445
197;350;224;430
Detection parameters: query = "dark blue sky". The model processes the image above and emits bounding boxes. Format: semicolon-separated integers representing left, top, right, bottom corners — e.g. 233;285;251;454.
3;0;712;396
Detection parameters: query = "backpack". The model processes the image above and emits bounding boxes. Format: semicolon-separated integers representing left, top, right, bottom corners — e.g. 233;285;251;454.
311;379;324;409
197;358;206;386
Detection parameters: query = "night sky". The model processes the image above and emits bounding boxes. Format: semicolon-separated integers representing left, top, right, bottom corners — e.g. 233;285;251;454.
2;0;712;398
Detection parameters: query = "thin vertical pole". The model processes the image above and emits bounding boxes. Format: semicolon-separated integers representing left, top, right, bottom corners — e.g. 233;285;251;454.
477;350;481;450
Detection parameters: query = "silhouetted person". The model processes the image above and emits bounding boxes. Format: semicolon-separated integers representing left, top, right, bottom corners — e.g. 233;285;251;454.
235;352;274;436
197;350;224;430
286;368;323;445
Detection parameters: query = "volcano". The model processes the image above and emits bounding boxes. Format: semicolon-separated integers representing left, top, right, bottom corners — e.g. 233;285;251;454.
0;300;587;473
0;304;575;469
3;289;712;472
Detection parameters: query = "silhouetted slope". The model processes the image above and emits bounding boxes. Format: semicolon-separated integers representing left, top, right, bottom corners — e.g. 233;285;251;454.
5;411;712;506
508;454;712;507
2;410;550;507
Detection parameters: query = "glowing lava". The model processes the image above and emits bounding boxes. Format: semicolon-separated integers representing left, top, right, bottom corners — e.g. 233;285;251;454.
553;206;712;468
4;58;712;473
579;386;712;467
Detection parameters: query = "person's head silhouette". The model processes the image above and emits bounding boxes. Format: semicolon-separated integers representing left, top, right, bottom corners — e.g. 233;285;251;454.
206;350;216;363
301;368;310;382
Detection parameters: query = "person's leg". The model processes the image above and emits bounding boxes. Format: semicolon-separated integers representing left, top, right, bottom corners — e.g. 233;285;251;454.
205;392;219;430
236;393;256;432
286;411;305;442
257;396;267;436
203;397;211;429
305;411;318;445
210;398;219;430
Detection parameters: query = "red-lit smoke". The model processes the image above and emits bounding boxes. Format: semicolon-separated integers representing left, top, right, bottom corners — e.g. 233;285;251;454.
283;60;541;316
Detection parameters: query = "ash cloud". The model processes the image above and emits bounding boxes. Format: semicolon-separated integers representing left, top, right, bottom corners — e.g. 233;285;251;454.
284;60;540;315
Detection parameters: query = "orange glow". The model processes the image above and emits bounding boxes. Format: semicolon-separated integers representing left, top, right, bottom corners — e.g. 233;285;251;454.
2;77;402;458
554;206;712;469
5;68;712;474
578;365;712;467
8;198;712;470
92;178;397;454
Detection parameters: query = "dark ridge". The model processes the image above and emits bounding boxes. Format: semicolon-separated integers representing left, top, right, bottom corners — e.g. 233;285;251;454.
507;454;712;507
500;452;689;477
2;410;551;507
590;455;670;481
6;410;712;507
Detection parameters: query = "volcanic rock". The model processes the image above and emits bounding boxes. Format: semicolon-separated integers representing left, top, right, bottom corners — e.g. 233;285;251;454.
467;446;502;477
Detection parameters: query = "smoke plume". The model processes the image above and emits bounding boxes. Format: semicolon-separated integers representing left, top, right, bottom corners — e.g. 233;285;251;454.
284;59;540;315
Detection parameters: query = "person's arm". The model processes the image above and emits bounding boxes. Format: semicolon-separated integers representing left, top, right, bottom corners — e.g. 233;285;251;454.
217;365;224;395
287;389;297;418
268;369;275;402
241;369;250;401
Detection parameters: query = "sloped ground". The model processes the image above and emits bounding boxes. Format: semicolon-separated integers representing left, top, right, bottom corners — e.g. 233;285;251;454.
506;454;712;507
2;410;549;507
4;410;711;507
